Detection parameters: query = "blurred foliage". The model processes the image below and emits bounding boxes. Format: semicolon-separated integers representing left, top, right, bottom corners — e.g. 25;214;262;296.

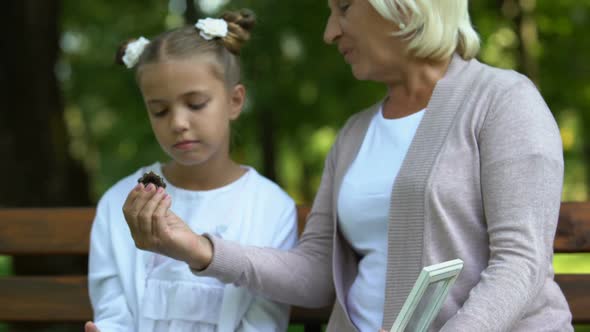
1;2;587;330
554;253;590;273
0;256;11;276
59;0;590;204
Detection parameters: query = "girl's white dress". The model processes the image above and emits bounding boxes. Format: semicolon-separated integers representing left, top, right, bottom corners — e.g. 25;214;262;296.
88;162;298;332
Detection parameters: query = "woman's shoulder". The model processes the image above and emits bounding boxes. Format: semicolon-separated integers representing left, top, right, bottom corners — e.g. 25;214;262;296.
474;61;550;115
344;102;380;127
335;101;380;144
457;59;553;131
469;58;539;99
469;62;562;159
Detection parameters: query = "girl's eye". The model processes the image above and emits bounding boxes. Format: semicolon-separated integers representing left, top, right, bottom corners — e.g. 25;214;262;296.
188;102;206;111
152;109;168;118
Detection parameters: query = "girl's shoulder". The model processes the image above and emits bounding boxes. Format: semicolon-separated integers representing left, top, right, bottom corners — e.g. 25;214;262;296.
242;166;294;207
237;167;296;227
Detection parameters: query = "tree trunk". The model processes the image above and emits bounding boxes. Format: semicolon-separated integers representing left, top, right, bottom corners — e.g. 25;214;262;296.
0;1;90;331
184;0;201;24
501;0;540;85
0;0;90;208
260;109;277;181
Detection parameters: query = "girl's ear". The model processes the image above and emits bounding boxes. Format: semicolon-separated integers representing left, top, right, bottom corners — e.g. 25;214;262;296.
229;84;246;120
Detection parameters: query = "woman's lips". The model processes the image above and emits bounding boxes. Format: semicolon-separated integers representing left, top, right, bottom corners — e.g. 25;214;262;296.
340;48;353;63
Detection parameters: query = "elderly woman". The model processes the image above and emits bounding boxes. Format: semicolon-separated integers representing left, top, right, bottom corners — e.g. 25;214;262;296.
124;0;573;331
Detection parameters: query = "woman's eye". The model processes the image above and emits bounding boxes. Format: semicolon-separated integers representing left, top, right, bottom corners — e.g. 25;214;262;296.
338;1;350;12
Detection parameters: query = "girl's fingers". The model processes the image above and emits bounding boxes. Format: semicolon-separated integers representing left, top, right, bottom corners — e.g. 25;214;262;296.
123;183;143;209
84;321;100;332
152;194;172;238
129;183;158;220
122;183;144;229
137;185;166;236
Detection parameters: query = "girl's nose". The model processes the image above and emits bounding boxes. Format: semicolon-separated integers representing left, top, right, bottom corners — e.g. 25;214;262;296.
170;109;189;133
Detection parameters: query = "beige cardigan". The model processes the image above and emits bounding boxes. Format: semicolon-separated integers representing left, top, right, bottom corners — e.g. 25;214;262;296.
198;55;573;331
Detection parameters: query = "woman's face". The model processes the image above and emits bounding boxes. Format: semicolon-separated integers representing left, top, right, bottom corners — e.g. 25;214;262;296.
324;0;408;82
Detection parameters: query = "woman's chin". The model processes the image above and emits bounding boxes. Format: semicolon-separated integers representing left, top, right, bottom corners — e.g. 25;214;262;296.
352;73;372;82
350;65;371;82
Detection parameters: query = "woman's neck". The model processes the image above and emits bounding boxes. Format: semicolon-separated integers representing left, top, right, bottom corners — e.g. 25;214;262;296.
382;57;451;119
162;158;245;191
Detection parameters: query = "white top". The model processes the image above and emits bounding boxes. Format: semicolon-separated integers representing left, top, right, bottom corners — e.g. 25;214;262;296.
338;108;424;331
89;162;298;332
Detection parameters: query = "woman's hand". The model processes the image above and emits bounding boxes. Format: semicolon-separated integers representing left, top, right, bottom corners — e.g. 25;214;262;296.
84;321;100;332
122;183;213;270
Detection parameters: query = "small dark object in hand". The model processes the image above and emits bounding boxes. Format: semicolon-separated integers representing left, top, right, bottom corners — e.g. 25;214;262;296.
138;171;167;189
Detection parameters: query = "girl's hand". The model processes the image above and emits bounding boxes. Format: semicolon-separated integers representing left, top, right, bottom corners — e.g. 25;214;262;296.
84;321;100;332
122;183;213;270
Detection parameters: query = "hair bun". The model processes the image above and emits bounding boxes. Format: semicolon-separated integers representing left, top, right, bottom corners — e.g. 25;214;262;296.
222;9;256;32
220;9;256;55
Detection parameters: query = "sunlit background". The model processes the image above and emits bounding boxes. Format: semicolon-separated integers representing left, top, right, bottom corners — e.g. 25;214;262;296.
55;0;590;203
1;0;589;331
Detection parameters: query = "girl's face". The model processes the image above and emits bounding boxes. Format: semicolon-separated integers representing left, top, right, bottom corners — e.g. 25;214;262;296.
324;0;408;82
138;58;244;167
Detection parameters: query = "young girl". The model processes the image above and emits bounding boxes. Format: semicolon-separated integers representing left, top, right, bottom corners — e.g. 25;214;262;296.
85;10;297;332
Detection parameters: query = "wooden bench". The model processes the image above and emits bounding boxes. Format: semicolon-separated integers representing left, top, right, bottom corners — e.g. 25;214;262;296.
0;202;589;330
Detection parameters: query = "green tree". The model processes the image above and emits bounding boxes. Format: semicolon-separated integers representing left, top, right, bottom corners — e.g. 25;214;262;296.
61;1;589;204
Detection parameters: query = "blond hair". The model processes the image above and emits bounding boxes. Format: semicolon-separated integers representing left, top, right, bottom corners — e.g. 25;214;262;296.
368;0;480;61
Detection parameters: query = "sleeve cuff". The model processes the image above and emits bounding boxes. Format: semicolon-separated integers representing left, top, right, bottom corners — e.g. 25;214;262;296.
190;233;248;284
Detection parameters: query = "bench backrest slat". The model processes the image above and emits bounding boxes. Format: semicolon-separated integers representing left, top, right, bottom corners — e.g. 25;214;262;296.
0;203;589;325
0;204;588;254
554;202;590;253
0;207;311;255
1;275;586;324
0;202;590;255
0;208;94;255
555;274;590;324
0;276;91;321
0;274;335;324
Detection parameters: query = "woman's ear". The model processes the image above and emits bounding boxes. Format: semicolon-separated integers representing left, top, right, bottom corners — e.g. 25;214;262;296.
228;84;246;120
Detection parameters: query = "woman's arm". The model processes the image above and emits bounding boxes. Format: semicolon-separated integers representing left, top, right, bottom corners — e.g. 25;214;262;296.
441;79;564;331
195;148;339;308
123;134;347;309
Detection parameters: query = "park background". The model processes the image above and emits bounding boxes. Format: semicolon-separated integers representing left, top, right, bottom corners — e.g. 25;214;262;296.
1;0;589;331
